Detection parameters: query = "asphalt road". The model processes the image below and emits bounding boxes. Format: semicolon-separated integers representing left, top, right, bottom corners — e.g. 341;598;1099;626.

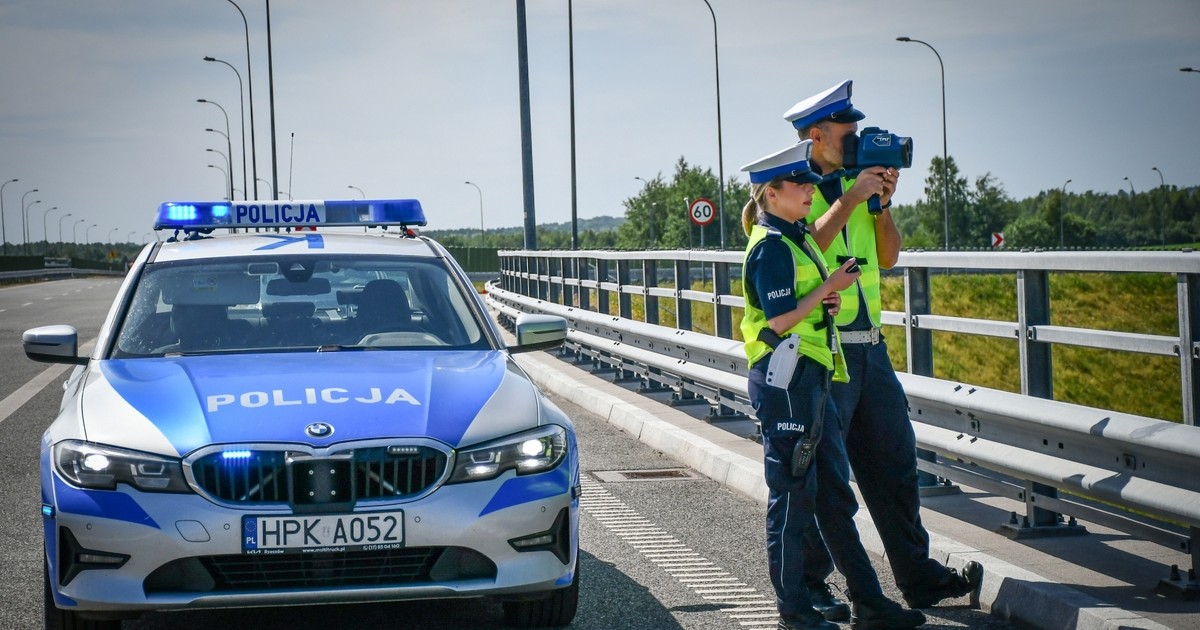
0;278;1013;629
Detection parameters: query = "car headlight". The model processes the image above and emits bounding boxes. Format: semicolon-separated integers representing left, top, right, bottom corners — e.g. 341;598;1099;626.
54;440;190;493
447;425;568;484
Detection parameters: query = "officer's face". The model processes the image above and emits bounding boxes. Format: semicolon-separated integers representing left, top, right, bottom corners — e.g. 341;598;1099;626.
768;180;815;222
811;121;858;170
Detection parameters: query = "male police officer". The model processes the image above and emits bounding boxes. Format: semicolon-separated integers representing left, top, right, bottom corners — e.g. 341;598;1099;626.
783;81;983;620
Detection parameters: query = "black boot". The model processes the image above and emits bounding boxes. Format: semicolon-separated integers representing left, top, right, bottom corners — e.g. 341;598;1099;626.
850;595;926;629
806;581;851;622
902;561;984;609
778;607;838;630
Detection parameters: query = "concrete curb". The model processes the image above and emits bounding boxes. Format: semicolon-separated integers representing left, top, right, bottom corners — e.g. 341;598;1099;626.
514;350;1174;630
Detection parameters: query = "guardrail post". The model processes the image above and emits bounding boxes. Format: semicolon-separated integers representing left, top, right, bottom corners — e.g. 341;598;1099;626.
617;259;632;320
714;261;733;340
548;256;561;305
1018;268;1053;399
536;256;549;301
674;259;693;332
562;255;576;308
1179;272;1198;426
579;257;592;311
905;266;943;490
597;259;611;316
905;266;933;376
1015;268;1071;532
644;259;660;326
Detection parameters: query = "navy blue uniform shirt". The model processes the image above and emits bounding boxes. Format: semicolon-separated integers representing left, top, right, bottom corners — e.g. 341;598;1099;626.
745;212;810;321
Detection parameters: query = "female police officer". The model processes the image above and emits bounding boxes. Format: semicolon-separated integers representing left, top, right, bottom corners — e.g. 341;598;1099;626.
740;140;925;630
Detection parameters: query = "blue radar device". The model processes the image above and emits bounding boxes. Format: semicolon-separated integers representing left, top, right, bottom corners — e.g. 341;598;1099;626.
155;199;426;231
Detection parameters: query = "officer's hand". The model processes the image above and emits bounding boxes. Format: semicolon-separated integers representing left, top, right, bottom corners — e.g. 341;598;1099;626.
845;166;888;207
822;292;841;317
880;168;900;206
828;257;861;292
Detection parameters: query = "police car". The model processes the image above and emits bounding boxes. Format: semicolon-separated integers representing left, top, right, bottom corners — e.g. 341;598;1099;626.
24;199;578;628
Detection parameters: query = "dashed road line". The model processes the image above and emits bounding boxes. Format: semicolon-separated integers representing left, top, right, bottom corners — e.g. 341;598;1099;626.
579;477;778;628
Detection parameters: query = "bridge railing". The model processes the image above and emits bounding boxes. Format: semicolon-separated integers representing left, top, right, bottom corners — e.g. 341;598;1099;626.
491;248;1200;594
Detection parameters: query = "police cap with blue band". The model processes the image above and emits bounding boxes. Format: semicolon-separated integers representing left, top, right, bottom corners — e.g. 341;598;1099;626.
783;79;865;130
740;139;822;185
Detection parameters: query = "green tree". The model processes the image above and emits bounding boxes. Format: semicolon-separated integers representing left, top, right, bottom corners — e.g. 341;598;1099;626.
621;157;750;251
1004;214;1055;248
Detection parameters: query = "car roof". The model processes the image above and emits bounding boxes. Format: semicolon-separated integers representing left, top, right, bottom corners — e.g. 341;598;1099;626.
150;231;442;263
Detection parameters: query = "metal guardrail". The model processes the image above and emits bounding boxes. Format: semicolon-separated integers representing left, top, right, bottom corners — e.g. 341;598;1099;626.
498;248;1200;426
491;248;1200;596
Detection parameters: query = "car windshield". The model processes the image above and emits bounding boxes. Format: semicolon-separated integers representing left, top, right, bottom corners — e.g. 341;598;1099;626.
111;254;490;357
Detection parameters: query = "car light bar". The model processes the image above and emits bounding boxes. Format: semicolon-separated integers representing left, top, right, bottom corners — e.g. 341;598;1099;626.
154;199;426;230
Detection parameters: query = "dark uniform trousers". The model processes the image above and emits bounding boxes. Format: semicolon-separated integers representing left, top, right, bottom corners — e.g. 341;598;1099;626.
802;337;944;592
751;358;885;618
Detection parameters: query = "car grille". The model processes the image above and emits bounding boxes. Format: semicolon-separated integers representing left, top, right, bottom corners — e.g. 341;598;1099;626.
144;547;498;593
189;446;448;506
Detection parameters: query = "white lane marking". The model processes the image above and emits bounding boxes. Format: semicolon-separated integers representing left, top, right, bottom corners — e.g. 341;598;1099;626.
0;338;96;426
579;478;779;626
22;302;33;307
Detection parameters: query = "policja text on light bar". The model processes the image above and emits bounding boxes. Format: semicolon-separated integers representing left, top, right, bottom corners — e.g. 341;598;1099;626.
154;199;426;231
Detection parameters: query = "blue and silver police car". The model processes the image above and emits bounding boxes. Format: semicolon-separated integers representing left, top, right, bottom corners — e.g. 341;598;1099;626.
24;199;578;629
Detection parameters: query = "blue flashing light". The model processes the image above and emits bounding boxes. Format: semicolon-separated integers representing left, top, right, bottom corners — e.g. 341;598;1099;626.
155;198;426;231
42;504;55;518
221;450;253;460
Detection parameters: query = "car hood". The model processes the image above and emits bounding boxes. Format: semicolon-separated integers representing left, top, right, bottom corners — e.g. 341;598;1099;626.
84;351;541;457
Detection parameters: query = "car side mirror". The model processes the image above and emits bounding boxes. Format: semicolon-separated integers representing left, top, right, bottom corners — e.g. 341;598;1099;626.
23;325;89;365
510;313;567;354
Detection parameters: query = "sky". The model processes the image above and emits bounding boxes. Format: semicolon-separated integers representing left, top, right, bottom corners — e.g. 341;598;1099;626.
1;0;1198;247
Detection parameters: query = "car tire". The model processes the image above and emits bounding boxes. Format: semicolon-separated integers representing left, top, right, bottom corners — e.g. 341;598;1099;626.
501;565;579;628
44;554;121;630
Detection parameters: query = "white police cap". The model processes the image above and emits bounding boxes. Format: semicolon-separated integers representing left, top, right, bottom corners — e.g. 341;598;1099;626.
783;79;866;130
740;140;821;185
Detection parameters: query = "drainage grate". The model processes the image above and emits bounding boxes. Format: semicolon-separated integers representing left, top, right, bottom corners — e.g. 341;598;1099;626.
592;468;702;483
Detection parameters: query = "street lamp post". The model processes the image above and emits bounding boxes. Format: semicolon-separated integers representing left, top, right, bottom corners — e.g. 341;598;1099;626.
72;219;85;244
41;206;59;252
222;0;258;199
1123;176;1135;195
1152;167;1166;245
85;224;97;246
21;189;39;255
208;164;230;200
108;227;119;243
464;181;484;242
347;185;365;199
700;0;726;249
1059;179;1071;248
206;128;235;199
23;197;41;255
57;213;72;246
0;177;17;255
203;56;248;201
198;100;233;199
898;36;950;250
128;231;137;242
1182;67;1199;74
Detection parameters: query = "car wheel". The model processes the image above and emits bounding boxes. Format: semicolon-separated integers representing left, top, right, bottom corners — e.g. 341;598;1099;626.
501;565;579;628
44;554;121;630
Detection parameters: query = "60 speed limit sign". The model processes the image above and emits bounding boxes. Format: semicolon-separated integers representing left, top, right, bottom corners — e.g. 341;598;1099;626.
688;198;716;226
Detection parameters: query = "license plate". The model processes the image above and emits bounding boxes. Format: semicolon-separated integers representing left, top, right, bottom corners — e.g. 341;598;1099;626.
243;510;404;554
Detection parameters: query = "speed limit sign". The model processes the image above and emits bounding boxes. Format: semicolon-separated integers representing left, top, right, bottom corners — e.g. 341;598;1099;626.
689;198;716;226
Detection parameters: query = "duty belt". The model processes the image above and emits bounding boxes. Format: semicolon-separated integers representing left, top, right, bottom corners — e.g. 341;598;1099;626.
839;327;880;345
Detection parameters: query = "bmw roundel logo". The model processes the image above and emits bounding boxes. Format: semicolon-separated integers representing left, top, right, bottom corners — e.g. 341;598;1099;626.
305;422;334;439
